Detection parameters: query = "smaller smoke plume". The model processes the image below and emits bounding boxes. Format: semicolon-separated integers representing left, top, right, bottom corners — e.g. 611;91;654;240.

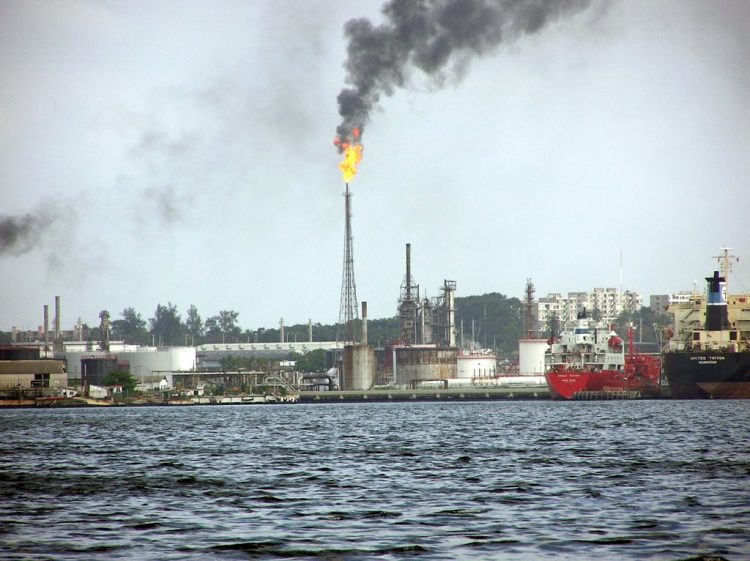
336;0;591;146
0;213;46;256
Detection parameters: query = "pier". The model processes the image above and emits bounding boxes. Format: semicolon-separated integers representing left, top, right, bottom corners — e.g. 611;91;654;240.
299;385;552;403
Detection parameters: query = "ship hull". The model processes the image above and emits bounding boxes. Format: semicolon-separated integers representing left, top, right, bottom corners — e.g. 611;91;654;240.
663;351;750;399
545;366;660;400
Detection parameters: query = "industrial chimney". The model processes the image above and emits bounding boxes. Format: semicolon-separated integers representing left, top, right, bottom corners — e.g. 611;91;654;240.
43;304;49;353
54;295;61;341
361;301;368;346
406;243;412;300
399;243;417;343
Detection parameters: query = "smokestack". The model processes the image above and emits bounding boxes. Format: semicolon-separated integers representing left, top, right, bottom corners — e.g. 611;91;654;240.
43;305;49;352
100;310;110;352
280;318;285;343
54;296;61;342
406;243;412;300
308;319;313;342
361;301;368;346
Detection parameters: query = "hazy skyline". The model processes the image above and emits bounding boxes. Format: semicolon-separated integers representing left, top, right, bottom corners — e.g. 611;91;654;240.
2;0;748;332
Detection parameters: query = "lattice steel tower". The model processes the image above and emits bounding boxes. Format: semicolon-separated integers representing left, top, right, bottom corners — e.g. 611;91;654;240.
337;183;359;343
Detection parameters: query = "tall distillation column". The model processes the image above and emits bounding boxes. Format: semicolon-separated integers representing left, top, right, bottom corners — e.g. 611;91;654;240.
399;243;418;344
524;278;537;339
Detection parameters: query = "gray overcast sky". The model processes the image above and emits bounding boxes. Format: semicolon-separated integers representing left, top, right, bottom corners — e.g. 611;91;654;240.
1;0;749;332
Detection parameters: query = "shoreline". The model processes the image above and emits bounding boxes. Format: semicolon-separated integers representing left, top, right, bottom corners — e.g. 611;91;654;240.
0;384;678;408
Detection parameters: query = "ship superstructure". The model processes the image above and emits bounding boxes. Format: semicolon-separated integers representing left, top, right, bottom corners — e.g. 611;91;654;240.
544;312;661;399
663;249;750;398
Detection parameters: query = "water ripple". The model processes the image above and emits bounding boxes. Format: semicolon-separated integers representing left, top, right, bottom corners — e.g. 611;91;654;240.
0;401;748;560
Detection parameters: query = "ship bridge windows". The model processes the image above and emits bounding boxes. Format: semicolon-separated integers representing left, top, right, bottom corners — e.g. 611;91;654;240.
574;328;590;334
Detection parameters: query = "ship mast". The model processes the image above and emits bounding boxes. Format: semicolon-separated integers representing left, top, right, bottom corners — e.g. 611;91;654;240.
713;247;739;293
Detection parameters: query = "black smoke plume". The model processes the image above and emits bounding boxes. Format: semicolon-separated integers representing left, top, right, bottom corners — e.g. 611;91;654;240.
0;214;45;256
336;0;590;145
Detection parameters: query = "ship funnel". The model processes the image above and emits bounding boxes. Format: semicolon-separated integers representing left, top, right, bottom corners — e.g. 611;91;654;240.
705;270;729;331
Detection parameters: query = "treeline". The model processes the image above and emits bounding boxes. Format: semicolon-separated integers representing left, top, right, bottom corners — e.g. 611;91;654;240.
454;292;524;352
96;295;527;350
87;304;404;348
1;294;670;352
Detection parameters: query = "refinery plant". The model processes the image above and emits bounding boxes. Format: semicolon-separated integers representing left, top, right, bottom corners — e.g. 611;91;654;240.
0;178;692;404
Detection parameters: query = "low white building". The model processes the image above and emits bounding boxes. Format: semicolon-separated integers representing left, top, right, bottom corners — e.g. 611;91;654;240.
88;385;108;399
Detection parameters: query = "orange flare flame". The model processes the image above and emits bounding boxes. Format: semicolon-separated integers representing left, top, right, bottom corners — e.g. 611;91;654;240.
338;142;363;183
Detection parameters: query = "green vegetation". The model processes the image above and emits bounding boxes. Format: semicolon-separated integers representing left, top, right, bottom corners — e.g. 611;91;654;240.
454;293;524;353
111;307;150;345
149;302;183;346
292;349;326;373
612;306;672;344
102;370;138;392
0;294;673;356
220;355;271;371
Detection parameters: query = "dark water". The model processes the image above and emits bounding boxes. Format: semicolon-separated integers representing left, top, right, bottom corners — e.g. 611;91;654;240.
1;401;748;561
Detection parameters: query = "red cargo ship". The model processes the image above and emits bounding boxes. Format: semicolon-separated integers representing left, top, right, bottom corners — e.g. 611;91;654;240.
544;313;661;400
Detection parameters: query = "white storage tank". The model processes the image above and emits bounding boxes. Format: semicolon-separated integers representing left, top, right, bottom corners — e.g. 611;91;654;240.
519;338;549;376
124;347;196;386
456;354;497;379
60;346;196;386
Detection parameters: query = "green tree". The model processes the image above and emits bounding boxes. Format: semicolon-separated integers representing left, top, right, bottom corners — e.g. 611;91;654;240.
220;355;269;371
102;370;137;392
364;317;400;346
455;293;523;352
293;349;326;373
613;306;671;345
218;310;240;341
185;304;203;344
204;316;221;342
546;312;561;339
205;310;241;343
150;302;184;346
111;307;150;345
87;326;103;344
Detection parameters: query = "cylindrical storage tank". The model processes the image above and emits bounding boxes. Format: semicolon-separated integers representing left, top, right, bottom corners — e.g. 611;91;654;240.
122;347;197;387
62;350;106;378
519;338;549;376
0;346;41;360
456;355;497;379
343;344;375;390
81;356;120;387
394;347;457;388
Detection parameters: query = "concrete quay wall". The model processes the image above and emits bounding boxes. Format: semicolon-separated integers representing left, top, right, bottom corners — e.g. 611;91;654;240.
299;385;552;403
